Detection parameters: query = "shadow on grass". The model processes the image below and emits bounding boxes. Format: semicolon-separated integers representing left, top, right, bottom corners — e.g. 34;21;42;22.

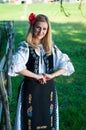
13;21;86;57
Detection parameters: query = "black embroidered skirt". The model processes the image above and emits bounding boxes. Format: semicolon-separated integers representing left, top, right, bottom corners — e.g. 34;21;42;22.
16;79;59;130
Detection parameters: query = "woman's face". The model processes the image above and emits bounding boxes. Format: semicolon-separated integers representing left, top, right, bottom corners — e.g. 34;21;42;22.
33;21;48;40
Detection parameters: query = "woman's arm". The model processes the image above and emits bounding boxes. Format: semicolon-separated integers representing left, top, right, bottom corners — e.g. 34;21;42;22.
44;68;67;81
53;45;75;76
8;41;29;77
51;68;67;78
18;69;46;83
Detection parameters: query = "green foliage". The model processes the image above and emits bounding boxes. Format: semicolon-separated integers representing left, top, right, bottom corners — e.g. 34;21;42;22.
0;24;7;60
9;76;23;128
0;2;86;130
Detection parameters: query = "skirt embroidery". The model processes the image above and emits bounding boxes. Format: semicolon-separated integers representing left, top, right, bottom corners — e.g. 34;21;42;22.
27;94;32;130
15;79;59;130
27;89;55;130
36;126;47;129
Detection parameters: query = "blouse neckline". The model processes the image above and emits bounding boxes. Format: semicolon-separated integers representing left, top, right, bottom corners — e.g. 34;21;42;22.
25;41;45;56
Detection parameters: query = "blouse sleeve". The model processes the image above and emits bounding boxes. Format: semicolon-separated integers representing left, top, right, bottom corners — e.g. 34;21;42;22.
8;41;29;76
53;45;75;76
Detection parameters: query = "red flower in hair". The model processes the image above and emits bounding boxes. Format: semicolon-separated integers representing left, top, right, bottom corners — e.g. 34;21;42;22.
29;13;36;25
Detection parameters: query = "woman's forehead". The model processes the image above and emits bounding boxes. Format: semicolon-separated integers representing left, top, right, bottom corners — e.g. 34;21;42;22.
35;21;48;27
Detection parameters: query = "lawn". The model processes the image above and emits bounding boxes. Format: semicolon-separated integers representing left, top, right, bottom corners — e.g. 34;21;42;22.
0;2;86;130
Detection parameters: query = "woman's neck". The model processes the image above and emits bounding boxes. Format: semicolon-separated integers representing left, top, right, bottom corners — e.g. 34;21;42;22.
33;37;41;45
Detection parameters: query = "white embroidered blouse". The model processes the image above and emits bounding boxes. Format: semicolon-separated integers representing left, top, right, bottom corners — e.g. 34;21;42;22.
8;41;75;77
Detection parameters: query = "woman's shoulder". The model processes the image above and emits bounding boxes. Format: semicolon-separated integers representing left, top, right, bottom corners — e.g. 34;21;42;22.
18;41;29;48
15;41;30;55
52;44;60;53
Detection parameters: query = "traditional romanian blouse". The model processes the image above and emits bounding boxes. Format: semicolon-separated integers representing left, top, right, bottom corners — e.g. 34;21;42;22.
8;41;75;77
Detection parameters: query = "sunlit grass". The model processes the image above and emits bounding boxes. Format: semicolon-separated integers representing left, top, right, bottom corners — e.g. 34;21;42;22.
0;2;86;22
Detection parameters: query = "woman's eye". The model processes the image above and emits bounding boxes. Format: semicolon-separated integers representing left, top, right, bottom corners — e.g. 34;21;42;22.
35;26;40;30
43;28;47;31
35;26;40;29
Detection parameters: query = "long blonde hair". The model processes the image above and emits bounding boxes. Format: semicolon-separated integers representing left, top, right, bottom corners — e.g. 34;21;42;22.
26;14;53;55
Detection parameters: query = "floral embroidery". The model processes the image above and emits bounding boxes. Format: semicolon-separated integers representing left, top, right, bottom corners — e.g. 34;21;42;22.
50;92;53;101
27;106;32;117
29;47;39;74
36;125;47;129
28;119;31;130
50;91;54;128
27;94;32;129
28;94;32;104
43;54;53;74
50;104;54;115
51;116;53;127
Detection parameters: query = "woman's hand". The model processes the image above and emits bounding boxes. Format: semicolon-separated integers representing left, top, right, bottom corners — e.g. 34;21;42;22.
18;69;46;84
36;74;54;84
44;74;54;81
36;74;47;84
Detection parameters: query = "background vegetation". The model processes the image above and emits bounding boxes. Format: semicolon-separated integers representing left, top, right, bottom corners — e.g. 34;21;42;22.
0;2;86;130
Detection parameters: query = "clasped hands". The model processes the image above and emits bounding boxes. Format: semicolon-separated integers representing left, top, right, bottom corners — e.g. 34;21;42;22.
36;74;54;84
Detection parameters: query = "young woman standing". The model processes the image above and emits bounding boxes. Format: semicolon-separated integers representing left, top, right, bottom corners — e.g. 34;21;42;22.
8;13;74;130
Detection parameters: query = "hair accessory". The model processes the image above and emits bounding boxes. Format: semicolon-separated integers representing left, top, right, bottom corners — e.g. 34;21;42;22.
29;13;36;25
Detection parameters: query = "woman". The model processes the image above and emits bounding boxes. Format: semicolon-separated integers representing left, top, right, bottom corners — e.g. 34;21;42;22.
8;13;75;130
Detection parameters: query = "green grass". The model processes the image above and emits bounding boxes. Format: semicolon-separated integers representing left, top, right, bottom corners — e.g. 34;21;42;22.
0;2;86;130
